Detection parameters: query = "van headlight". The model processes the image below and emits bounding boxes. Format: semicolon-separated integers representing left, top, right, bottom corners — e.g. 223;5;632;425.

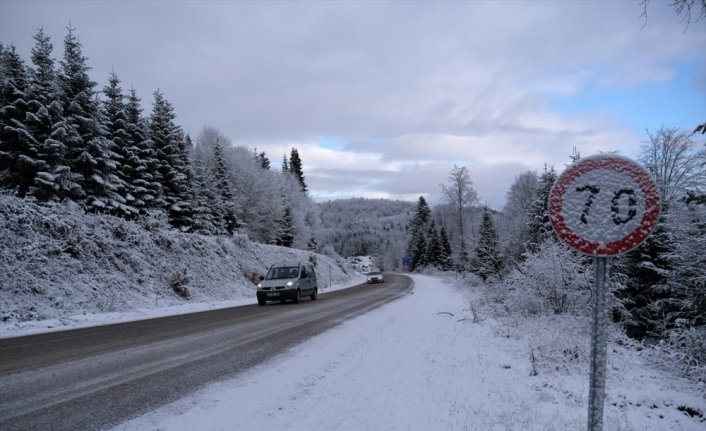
286;281;294;287
257;283;262;289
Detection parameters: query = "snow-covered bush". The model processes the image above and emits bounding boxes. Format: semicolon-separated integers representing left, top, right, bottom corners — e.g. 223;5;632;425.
661;326;706;383
498;241;591;316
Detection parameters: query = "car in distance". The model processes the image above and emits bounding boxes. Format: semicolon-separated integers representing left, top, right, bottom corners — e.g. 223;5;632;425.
257;261;318;306
366;271;384;284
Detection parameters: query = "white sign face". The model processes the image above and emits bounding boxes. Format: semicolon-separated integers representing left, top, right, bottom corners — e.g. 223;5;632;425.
548;155;660;256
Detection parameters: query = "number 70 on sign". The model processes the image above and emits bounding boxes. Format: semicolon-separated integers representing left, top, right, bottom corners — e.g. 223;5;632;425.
548;154;660;257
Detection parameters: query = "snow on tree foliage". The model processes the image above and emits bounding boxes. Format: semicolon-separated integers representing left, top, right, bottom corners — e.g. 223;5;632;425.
60;26;126;214
124;87;161;212
148;89;193;230
275;206;295;247
211;140;237;234
500;170;538;264
612;212;674;340
0;44;31;193
102;72;141;217
255;150;270;170
22;28;80;202
288;147;307;193
407;196;434;271
439;227;453;271
440;165;479;272
471;208;503;282
318;198;413;269
525;164;557;253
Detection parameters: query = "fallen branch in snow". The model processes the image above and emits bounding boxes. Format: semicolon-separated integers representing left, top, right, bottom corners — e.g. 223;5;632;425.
436;311;455;317
530;348;538;376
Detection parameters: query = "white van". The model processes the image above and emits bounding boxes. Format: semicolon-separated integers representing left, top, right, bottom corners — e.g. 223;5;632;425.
256;261;318;306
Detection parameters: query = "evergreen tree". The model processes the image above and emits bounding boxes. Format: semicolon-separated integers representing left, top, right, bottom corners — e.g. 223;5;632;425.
125;87;161;211
0;44;31;193
102;71;139;217
256;150;270;170
526;164;557;253
613;214;674;340
275;206;295;247
190;151;223;234
457;240;470;273
24;28;78;201
439;227;453;271
407;196;431;271
60;26;124;212
663;198;706;329
426;222;442;268
472;208;504;282
281;153;289;172
288;147;307;193
212;140;238;234
410;234;427;271
148;89;193;230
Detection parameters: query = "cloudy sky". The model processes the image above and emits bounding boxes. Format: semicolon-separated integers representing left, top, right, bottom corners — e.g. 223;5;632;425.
1;1;704;209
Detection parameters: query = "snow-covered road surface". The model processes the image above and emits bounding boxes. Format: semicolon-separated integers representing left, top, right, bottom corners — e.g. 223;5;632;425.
114;274;705;431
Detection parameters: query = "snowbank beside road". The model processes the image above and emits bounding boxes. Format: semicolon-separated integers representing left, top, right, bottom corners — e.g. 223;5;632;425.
115;274;705;431
0;196;364;338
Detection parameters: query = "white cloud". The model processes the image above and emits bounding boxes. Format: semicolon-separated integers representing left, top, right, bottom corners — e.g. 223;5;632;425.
1;0;703;209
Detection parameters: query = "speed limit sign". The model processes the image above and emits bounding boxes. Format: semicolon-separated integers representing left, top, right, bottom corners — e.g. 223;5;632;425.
548;154;660;256
548;154;660;431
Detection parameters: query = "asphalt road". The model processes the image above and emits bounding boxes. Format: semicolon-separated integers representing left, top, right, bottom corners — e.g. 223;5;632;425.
0;274;413;431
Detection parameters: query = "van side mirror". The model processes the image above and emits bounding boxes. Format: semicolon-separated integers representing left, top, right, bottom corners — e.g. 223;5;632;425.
259;275;264;281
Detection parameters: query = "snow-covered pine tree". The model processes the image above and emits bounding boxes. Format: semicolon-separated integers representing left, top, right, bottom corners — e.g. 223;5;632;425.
457;240;470;274
471;207;503;282
281;153;289;173
60;26;125;213
426;221;442;269
189;150;223;234
0;44;31;193
612;213;674;340
254;150;270;170
407;196;431;271
664;197;706;329
525;164;557;253
410;234;428;271
275;206;295;247
288;147;307;193
148;89;193;230
102;71;140;217
212;139;238;234
24;28;78;202
439;226;453;271
125;87;161;211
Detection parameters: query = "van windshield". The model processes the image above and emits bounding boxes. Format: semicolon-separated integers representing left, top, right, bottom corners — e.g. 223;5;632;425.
266;266;299;280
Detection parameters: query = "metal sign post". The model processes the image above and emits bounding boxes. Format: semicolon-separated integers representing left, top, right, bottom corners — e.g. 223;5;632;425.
548;154;660;431
587;256;609;431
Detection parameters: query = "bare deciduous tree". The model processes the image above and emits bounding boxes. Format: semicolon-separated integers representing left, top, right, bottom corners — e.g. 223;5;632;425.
641;0;706;29
639;126;706;205
440;165;479;269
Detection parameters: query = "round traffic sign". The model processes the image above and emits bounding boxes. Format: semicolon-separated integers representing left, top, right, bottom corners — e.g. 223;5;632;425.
548;154;660;256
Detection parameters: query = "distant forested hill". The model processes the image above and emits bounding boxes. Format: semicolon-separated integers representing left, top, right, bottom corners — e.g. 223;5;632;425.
318;198;414;270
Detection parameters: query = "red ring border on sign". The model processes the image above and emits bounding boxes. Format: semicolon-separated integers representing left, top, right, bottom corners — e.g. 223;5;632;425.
548;155;660;256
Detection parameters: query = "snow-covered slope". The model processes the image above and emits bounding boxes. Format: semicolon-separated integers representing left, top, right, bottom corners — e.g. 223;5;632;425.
0;196;364;336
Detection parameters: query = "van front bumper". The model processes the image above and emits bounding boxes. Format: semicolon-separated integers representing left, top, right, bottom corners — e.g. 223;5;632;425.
257;288;298;302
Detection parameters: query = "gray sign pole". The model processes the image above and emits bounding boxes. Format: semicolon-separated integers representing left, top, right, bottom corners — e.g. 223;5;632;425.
587;256;609;431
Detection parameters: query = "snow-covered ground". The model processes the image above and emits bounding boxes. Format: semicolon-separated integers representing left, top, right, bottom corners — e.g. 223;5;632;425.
113;274;705;431
0;195;366;338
